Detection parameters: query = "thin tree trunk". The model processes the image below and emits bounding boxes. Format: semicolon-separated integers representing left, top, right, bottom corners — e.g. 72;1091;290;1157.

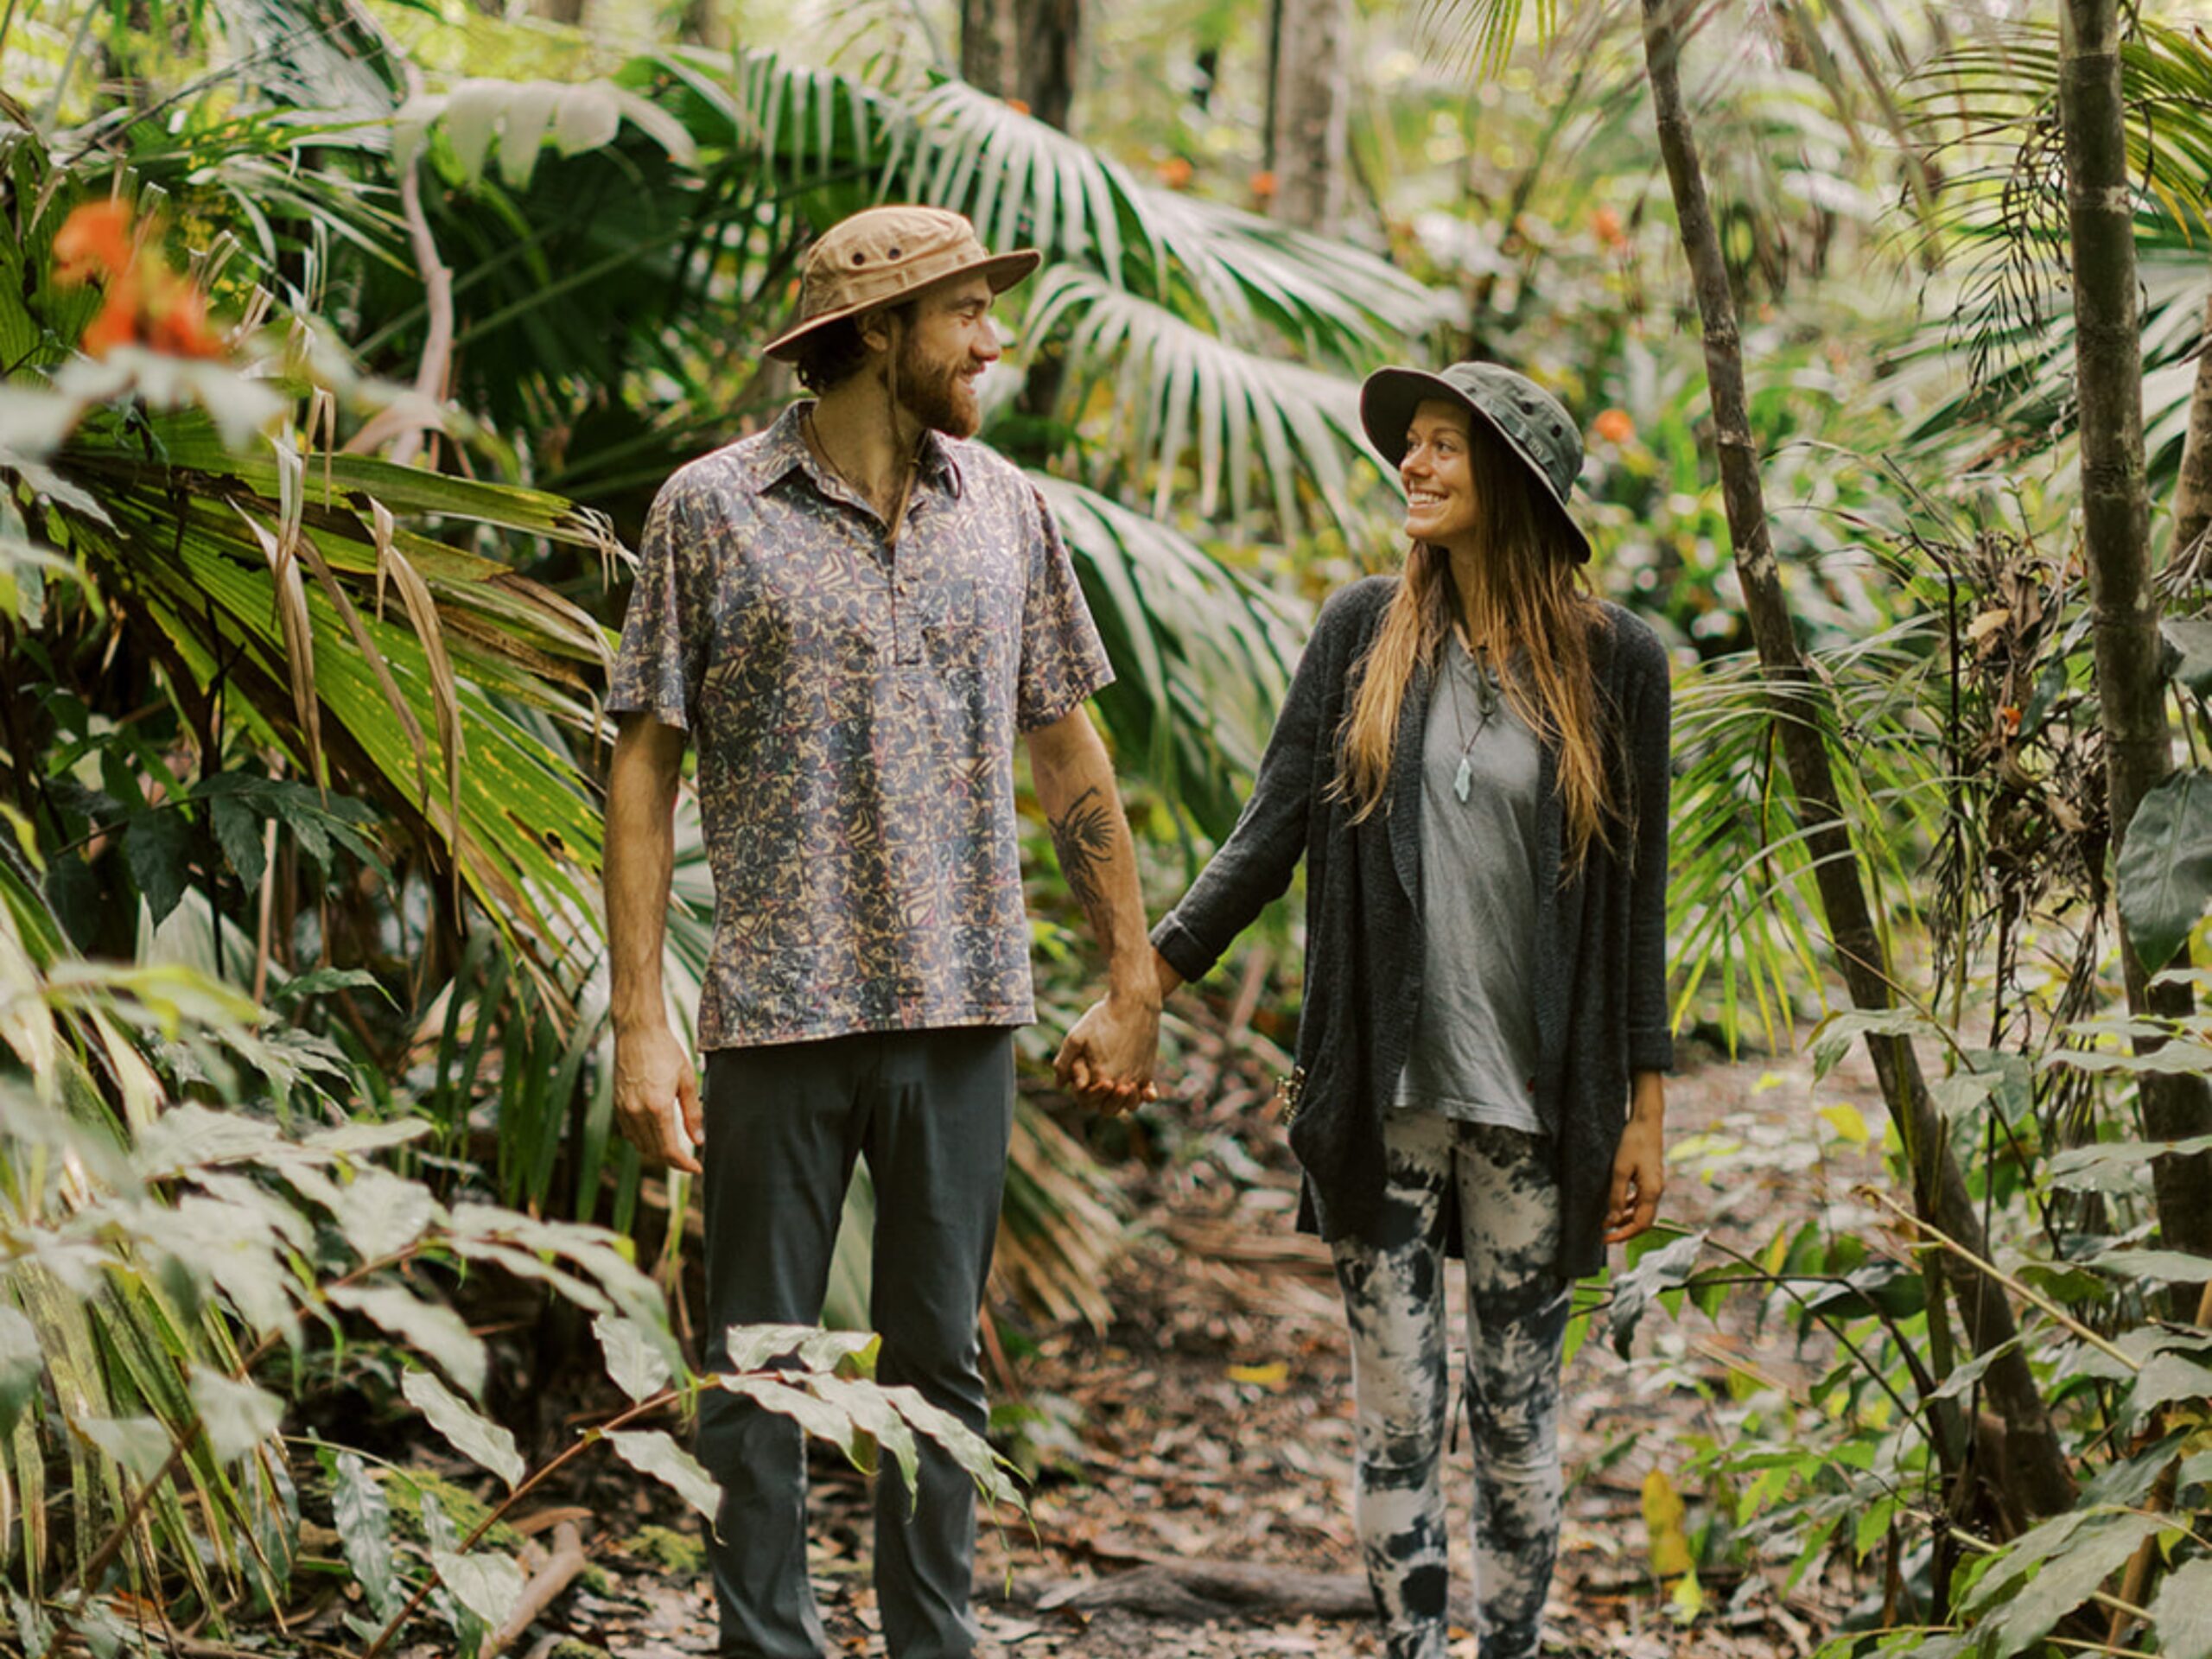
961;0;1017;99
2168;283;2212;578
1015;0;1080;132
1268;0;1350;233
2060;0;2212;1271
1637;0;2075;1523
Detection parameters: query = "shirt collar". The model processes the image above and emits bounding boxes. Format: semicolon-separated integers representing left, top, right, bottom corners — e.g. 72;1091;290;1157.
750;400;966;500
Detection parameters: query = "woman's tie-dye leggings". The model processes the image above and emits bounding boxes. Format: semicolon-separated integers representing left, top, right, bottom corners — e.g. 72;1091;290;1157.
1329;1113;1570;1659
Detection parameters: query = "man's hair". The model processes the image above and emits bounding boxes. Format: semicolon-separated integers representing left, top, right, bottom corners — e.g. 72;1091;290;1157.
791;301;916;393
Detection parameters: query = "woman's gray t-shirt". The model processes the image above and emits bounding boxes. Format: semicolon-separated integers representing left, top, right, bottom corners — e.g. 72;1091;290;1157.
1393;638;1543;1133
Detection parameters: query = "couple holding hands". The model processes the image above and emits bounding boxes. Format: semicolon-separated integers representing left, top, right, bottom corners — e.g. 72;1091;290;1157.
603;205;1671;1659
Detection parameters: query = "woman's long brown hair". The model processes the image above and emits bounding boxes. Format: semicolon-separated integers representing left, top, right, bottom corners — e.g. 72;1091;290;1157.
1332;422;1618;871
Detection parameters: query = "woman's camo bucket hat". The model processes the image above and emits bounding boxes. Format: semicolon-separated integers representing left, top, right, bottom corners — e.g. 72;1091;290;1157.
1359;360;1594;563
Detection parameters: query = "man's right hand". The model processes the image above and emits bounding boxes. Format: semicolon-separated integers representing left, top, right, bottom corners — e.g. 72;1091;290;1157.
613;1022;703;1174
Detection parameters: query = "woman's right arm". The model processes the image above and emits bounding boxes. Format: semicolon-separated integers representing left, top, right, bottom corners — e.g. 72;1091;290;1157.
1150;588;1360;987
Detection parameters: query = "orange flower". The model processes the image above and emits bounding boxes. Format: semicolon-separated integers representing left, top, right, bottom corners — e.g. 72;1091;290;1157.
1006;98;1031;116
1999;704;2023;734
1591;206;1626;249
147;283;227;359
1156;156;1194;189
1249;169;1278;201
54;200;134;283
1592;408;1636;445
51;199;229;360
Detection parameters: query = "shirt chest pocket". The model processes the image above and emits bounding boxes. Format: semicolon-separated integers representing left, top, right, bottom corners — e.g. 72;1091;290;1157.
910;576;983;669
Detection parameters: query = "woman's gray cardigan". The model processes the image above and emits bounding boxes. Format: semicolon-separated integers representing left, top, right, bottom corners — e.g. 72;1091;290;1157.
1151;575;1673;1279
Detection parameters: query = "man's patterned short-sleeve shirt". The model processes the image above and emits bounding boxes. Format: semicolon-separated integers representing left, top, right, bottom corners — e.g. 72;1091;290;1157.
609;403;1113;1050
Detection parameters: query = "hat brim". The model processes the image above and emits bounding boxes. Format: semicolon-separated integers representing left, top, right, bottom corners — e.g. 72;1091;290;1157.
1359;365;1593;564
763;248;1044;362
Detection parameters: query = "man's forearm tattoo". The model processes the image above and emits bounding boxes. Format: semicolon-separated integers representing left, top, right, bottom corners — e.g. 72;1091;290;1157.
1048;785;1116;919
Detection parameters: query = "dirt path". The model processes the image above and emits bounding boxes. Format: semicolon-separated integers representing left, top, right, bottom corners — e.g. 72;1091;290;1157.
526;1033;1888;1659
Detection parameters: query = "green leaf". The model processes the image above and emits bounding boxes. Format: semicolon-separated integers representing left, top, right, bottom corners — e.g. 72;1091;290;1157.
187;1370;284;1464
1983;1513;2168;1654
326;1166;438;1262
798;1329;880;1376
1610;1231;1706;1358
721;1322;826;1374
593;1313;672;1405
2117;769;2212;973
268;966;387;1009
2164;616;2212;702
124;808;194;928
807;1373;920;1501
401;1367;524;1489
2150;1557;2212;1659
329;1286;488;1400
716;1373;861;1450
429;1548;526;1632
604;1428;720;1520
303;1118;433;1155
76;1414;174;1479
0;1303;40;1438
2125;1352;2212;1427
207;795;264;893
2087;1247;2212;1285
2047;1132;2212;1193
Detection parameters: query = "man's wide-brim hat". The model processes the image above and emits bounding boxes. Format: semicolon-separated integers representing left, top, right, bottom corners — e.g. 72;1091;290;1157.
763;205;1041;362
1359;360;1593;563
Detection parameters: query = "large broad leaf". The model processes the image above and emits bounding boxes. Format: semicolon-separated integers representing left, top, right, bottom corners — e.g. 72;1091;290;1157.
2116;768;2212;973
333;1452;402;1620
187;1370;286;1465
329;1285;488;1401
604;1428;720;1520
593;1313;673;1405
2164;616;2212;702
1980;1512;2171;1656
400;1368;524;1489
429;1548;527;1632
2151;1557;2212;1659
1608;1231;1707;1359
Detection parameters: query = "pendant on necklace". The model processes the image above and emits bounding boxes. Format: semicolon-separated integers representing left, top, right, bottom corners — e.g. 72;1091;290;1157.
1453;756;1473;803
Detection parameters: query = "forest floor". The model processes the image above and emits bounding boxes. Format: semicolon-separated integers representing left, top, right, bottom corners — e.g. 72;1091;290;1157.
424;1014;1895;1659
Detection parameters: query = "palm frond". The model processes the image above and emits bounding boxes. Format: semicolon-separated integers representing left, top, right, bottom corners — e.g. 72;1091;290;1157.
1020;266;1387;546
1032;474;1307;842
893;77;1444;360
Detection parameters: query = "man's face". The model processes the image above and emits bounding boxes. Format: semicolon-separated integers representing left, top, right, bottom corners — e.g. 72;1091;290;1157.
890;276;1001;439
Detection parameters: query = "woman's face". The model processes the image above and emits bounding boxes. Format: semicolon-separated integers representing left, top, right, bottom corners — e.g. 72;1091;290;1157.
1399;399;1480;549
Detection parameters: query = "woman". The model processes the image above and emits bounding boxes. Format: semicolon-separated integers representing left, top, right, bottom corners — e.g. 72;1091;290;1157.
1072;360;1671;1659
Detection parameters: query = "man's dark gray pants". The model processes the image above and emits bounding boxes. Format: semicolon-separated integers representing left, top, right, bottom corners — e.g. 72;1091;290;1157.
697;1027;1014;1659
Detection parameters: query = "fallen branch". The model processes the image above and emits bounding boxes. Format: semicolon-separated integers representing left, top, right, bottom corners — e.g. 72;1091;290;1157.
1019;1560;1409;1624
483;1522;590;1659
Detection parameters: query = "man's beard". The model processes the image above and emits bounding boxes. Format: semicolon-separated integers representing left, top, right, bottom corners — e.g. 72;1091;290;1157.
894;334;982;439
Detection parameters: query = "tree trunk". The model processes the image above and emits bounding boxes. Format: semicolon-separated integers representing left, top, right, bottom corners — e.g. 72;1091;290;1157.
961;0;1018;99
1637;0;2075;1523
2060;0;2212;1271
2167;283;2212;577
1268;0;1350;233
1015;0;1080;132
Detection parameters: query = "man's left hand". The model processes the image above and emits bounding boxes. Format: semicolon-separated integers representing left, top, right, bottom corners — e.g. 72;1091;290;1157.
1055;991;1160;1115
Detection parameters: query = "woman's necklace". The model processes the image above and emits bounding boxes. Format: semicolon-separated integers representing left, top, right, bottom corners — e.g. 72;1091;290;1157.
1446;635;1503;804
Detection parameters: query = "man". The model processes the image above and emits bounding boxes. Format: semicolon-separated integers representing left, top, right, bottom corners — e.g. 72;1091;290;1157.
601;204;1158;1659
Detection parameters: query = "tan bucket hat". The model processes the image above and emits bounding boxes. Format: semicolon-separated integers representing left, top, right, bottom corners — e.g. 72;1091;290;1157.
762;205;1042;361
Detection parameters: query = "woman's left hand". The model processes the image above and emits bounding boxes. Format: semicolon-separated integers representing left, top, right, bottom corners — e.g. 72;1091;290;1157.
1605;1077;1667;1243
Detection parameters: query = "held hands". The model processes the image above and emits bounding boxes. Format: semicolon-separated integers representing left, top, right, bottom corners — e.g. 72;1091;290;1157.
1054;988;1160;1116
613;1022;703;1174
